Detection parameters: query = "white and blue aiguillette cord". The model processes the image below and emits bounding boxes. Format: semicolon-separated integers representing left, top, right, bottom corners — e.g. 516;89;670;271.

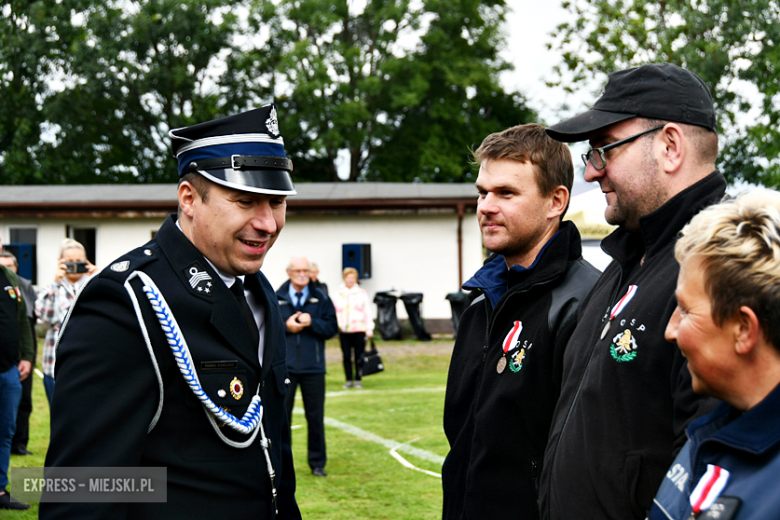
124;271;277;508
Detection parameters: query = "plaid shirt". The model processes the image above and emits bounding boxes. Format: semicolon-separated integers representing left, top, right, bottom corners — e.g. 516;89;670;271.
36;277;90;378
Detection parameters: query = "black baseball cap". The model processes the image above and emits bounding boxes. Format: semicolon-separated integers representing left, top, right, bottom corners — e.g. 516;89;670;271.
169;104;296;195
546;63;716;142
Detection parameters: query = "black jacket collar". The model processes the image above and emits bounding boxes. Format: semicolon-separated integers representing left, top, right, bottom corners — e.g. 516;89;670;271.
602;171;727;265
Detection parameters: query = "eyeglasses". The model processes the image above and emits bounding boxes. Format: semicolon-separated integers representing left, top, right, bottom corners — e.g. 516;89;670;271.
581;125;666;170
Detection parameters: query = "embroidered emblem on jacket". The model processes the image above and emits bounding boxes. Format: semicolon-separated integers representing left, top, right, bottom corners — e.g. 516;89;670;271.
5;286;17;299
110;261;130;273
185;262;213;295
610;329;638;362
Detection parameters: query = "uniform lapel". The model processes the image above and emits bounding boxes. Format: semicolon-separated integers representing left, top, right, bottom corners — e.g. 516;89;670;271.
154;215;261;371
245;272;277;379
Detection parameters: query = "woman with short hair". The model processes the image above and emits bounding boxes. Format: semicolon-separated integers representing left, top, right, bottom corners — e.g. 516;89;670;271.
650;189;780;519
333;267;374;389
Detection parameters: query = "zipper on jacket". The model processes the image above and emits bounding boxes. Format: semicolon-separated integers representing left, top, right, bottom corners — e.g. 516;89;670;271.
531;459;540;498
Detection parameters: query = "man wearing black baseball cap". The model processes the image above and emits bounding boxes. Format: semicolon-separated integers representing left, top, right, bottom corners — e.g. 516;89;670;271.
539;64;727;520
43;105;301;519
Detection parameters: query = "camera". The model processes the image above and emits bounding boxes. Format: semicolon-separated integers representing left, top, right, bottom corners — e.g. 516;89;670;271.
64;261;88;274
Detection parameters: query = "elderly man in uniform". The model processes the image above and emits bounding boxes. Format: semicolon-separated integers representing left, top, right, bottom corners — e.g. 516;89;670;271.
277;256;337;477
442;123;600;520
539;63;726;520
42;105;301;519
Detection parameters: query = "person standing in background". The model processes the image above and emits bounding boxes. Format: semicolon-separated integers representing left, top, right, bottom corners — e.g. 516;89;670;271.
277;256;338;477
35;239;97;405
333;267;373;389
0;251;38;457
309;263;328;295
0;237;34;511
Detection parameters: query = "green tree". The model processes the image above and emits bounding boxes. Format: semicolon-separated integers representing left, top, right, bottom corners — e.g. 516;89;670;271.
247;0;536;182
2;0;249;184
549;0;780;187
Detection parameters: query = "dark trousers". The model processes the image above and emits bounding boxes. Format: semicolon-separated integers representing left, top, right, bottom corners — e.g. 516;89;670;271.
339;332;365;382
284;372;326;470
12;318;36;451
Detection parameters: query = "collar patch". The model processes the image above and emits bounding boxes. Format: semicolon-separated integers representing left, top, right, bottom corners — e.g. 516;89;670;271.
184;262;214;297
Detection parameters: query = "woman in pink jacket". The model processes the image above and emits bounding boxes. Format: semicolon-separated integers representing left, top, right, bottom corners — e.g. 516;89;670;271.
333;268;374;389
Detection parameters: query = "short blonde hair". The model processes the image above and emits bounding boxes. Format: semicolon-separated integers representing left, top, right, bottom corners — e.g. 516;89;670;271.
676;188;780;349
60;238;86;259
342;267;358;280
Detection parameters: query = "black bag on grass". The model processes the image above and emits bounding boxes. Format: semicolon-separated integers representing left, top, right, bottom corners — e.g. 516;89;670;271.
360;339;384;376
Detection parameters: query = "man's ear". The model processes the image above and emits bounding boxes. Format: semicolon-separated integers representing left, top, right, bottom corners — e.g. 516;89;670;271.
659;123;685;174
178;182;197;218
734;305;761;356
547;186;569;220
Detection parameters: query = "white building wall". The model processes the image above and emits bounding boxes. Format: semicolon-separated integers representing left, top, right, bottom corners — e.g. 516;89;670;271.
262;211;484;320
3;211;483;321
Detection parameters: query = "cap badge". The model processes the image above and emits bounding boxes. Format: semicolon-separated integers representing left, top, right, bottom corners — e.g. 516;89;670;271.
185;263;213;296
230;377;244;400
265;106;280;138
111;261;130;273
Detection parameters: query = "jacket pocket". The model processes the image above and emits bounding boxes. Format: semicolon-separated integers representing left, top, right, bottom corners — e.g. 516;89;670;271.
272;360;289;396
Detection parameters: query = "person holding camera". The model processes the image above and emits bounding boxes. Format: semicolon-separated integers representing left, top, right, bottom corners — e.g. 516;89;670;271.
36;239;97;405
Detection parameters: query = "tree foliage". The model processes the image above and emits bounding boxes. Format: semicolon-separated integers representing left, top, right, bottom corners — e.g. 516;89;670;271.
0;0;535;184
549;0;780;187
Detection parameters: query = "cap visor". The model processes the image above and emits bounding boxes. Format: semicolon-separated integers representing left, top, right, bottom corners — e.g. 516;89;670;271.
545;109;636;142
198;169;296;196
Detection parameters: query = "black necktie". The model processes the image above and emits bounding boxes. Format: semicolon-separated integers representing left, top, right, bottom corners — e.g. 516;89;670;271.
295;291;303;310
231;278;260;348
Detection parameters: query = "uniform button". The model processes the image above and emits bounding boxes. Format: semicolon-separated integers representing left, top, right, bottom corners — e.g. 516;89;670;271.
218;389;227;398
144;249;153;256
284;378;291;385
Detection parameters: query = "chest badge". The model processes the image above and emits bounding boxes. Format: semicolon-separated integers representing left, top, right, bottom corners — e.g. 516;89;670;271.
610;329;638;362
5;286;17;300
229;377;244;400
498;321;523;374
184;262;214;296
509;344;532;372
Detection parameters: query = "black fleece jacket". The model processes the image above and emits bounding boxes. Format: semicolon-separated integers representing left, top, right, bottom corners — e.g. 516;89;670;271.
539;171;727;520
442;221;600;520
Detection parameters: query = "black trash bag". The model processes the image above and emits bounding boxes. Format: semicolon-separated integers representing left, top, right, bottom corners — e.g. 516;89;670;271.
400;293;431;341
373;291;402;340
445;291;474;337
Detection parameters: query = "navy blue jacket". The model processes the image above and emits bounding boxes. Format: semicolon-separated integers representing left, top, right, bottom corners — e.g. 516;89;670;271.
42;215;300;520
649;381;780;520
276;281;338;375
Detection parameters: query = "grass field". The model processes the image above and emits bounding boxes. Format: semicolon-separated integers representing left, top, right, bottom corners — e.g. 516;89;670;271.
6;337;453;519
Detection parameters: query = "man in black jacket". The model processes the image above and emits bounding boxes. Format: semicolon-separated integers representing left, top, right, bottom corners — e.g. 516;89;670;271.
277;255;338;477
42;105;301;519
539;63;726;520
442;123;600;520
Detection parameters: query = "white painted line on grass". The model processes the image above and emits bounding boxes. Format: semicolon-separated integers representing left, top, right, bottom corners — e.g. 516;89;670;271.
292;408;445;465
34;368;44;379
390;440;442;478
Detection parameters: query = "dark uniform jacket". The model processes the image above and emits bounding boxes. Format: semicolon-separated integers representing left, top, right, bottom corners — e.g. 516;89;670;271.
540;172;727;520
41;215;300;520
0;264;34;372
443;221;600;520
276;280;338;374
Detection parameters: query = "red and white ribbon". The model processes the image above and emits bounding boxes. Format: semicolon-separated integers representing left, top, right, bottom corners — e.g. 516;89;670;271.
610;285;638;319
503;321;523;353
690;464;730;514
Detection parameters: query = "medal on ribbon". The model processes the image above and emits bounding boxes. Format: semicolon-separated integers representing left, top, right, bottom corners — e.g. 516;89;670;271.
498;321;522;373
601;284;638;340
690;464;730;515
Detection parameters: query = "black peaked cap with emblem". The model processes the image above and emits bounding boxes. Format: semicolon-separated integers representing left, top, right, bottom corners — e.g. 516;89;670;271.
169;104;296;195
546;63;716;142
